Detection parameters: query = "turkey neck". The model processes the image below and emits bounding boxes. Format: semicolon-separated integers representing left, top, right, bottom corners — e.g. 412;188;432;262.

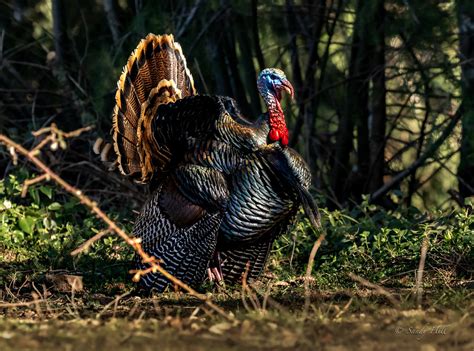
258;84;289;146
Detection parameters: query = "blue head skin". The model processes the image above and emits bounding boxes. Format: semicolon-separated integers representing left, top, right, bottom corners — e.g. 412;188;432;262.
257;68;294;101
257;68;294;146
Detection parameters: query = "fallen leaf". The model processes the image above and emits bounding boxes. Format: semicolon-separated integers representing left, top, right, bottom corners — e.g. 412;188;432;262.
46;274;83;293
209;322;233;335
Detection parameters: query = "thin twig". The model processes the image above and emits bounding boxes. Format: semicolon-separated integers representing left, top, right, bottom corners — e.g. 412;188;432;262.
415;234;429;308
304;232;326;312
30;135;53;155
176;0;203;38
241;262;261;312
31;283;44;319
21;174;50;198
70;228;112;256
369;106;463;203
187;7;228;55
255;283;286;313
0;128;233;321
31;123;93;138
334;297;353;319
96;291;130;319
0;300;47;308
348;273;400;306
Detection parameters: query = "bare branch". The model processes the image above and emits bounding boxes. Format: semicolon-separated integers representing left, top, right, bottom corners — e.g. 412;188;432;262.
304;231;326;312
348;273;399;306
103;0;121;47
70;228;112;256
21;174;50;198
369;106;462;203
0;126;233;321
415;234;429;308
176;0;203;38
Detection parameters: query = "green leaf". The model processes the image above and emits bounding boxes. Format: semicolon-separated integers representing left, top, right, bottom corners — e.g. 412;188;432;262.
47;202;62;211
12;230;25;243
39;186;53;199
18;216;36;234
64;199;79;211
29;188;40;204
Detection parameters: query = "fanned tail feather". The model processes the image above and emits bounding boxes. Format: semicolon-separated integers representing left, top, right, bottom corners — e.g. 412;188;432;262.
112;33;196;182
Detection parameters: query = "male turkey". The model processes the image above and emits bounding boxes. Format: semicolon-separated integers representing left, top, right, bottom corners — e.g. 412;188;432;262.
107;33;320;291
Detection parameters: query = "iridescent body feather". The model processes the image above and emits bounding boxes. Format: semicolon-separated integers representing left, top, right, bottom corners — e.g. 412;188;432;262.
107;34;319;291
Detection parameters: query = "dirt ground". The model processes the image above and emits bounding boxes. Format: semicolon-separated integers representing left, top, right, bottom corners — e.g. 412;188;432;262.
0;289;472;351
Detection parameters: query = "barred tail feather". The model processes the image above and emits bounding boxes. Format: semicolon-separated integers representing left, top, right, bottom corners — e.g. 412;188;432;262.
220;239;273;284
112;33;196;182
220;213;298;284
133;186;220;292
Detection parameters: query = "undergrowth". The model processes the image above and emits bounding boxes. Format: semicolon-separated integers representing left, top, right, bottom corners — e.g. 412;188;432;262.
272;199;473;289
0;169;473;351
0;169;472;293
0;169;134;290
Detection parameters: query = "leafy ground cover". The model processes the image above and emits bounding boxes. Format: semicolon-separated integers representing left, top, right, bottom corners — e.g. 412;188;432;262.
0;171;473;350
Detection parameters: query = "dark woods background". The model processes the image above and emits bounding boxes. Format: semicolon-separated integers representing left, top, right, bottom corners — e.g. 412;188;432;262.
1;0;473;212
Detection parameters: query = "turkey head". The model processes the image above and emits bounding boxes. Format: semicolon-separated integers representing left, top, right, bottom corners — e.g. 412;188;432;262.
257;68;295;146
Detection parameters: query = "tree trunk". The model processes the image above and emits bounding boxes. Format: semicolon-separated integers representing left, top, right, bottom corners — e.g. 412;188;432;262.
457;0;474;199
367;0;386;195
103;0;121;47
251;0;265;72
217;0;252;116
286;0;304;146
222;28;252;116
52;0;67;67
287;0;325;156
206;30;232;97
332;0;370;204
236;12;261;115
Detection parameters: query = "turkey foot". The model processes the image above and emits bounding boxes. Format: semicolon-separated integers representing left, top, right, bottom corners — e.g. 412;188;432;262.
207;251;224;282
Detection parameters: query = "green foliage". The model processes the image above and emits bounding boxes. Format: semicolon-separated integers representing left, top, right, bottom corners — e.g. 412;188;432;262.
272;196;473;288
0;168;472;294
0;170;133;287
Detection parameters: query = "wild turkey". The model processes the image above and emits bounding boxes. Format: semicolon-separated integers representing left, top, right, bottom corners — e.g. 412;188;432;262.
106;33;320;291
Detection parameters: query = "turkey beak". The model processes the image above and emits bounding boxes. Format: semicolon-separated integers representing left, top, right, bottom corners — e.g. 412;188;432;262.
281;79;295;100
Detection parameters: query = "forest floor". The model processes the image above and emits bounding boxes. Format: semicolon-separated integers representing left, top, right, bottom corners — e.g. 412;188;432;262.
0;281;472;351
1;172;473;350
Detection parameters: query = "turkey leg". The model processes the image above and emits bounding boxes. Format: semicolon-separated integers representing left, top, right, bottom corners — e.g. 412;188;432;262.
207;251;224;282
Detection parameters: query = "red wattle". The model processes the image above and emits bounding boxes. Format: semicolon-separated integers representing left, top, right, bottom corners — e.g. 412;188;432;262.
269;129;280;141
280;132;289;146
